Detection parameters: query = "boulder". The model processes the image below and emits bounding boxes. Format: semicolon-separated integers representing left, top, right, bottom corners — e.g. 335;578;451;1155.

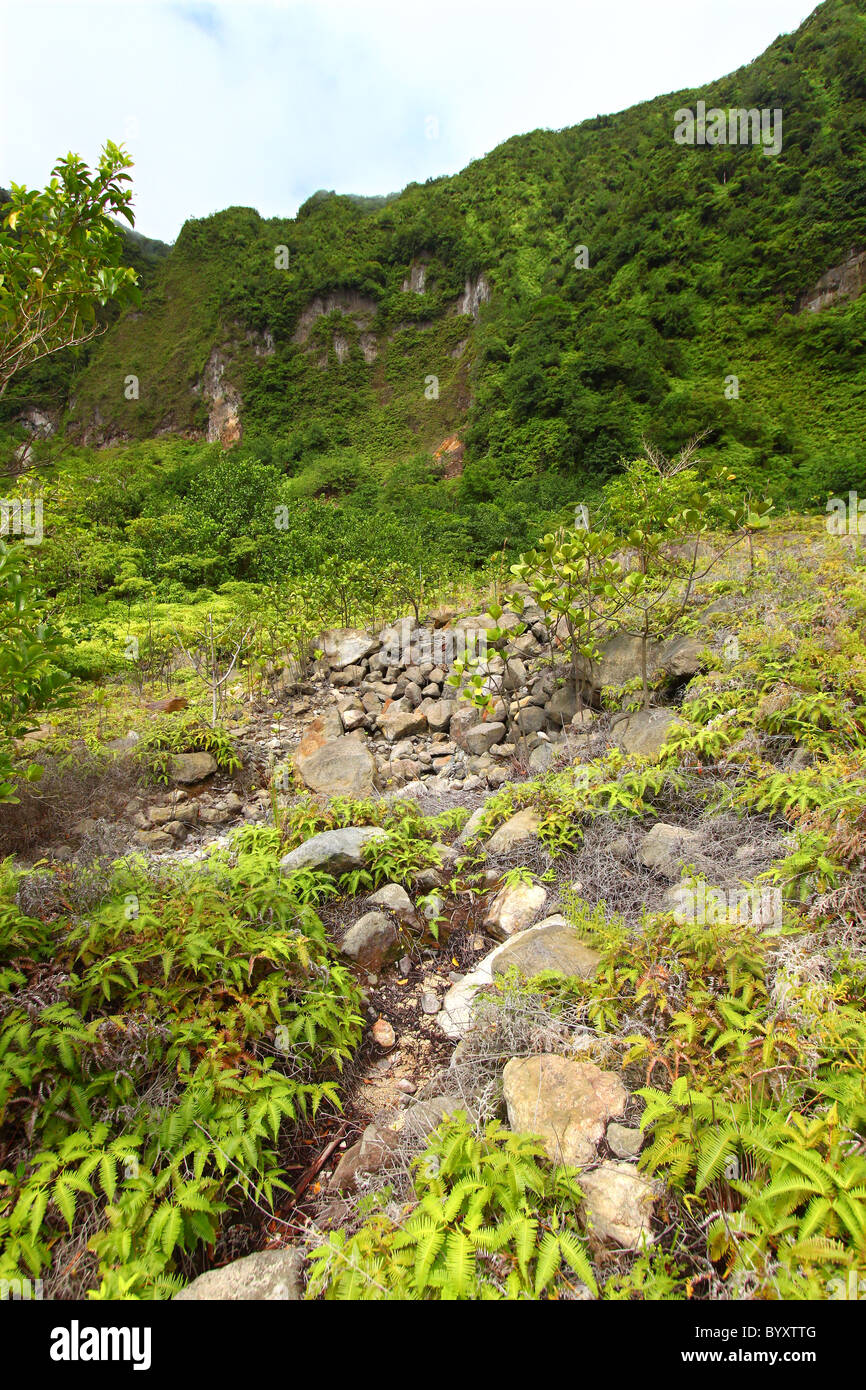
463;721;507;755
638;823;702;880
294;714;377;797
438;917;601;1040
341;911;399;971
319;628;379;670
483;881;547;939
590;632;704;694
379;705;428;742
486;806;542;854
613;708;686;758
279;826;386;876
580;1161;661;1249
169;752;217;784
502;1055;628;1167
175;1249;303;1301
418;698;452;732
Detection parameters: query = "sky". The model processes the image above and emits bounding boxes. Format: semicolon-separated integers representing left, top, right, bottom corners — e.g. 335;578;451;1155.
0;0;821;244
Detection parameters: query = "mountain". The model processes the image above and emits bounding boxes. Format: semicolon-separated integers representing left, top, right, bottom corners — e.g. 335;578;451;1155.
7;0;866;513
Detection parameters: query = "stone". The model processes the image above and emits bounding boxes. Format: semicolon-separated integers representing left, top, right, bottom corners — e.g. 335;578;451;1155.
613;708;687;758
502;1055;628;1167
319;628;379;670
341;912;399;971
279;826;386;876
607;1122;644;1160
528;742;555;775
483;881;547;939
395;1095;472;1141
174;1249;303;1301
486;806;542;854
420;990;440;1014
438;918;601;1040
169;752;217;784
293;715;377;797
462;721;507;755
456;805;488;845
515;704;546;734
546;685;581;726
367;882;419;927
579;1161;661;1249
379;705;428;741
135;828;173;851
638;823;702;880
372;1018;396;1050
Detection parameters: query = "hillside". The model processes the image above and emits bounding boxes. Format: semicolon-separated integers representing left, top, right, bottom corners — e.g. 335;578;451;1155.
6;0;866;519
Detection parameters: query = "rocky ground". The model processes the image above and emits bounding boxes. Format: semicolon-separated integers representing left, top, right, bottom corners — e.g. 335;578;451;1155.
70;581;790;1298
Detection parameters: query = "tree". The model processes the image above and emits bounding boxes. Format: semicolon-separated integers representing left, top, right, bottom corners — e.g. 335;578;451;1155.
0;542;73;801
0;142;140;398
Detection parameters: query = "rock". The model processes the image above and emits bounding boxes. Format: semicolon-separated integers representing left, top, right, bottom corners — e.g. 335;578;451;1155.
417;698;452;732
134;829;173;852
341;911;399;971
294;715;377;797
372;1018;396;1050
367;882;420;927
279;826;386;876
504;657;527;690
607;1122;644;1160
456;805;488;845
638;823;702;880
483;881;547;939
169;752;217;784
319;628;379;670
462;721;507;755
580;1161;661;1249
397;1095;471;1141
528;742;555;774
438;918;601;1040
571;708;596;733
546;685;581;726
340;706;367;733
420;990;440;1014
486;806;542;855
502;1056;628;1167
491;918;603;979
175;1249;303;1301
515;705;546;734
329;1141;364;1192
613;708;687;758
379;705;428;741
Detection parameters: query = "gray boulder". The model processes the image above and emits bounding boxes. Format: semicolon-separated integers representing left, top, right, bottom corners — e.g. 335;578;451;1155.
279;826;386;876
175;1249;303;1301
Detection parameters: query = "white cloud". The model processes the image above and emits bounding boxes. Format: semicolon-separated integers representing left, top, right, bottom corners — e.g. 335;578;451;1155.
0;0;819;242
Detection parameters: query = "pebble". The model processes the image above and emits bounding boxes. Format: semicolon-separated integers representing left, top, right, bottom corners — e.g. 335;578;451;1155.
420;991;440;1015
372;1019;395;1050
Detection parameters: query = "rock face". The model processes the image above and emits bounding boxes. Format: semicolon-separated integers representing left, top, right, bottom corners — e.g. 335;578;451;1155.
169;752;217;784
174;1249;303;1301
486;806;542;854
293;713;377;797
613;708;686;758
579;1161;661;1249
483;881;547;939
502;1056;628;1167
279;826;386;876
341;911;399;971
798;248;866;314
439;918;601;1040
